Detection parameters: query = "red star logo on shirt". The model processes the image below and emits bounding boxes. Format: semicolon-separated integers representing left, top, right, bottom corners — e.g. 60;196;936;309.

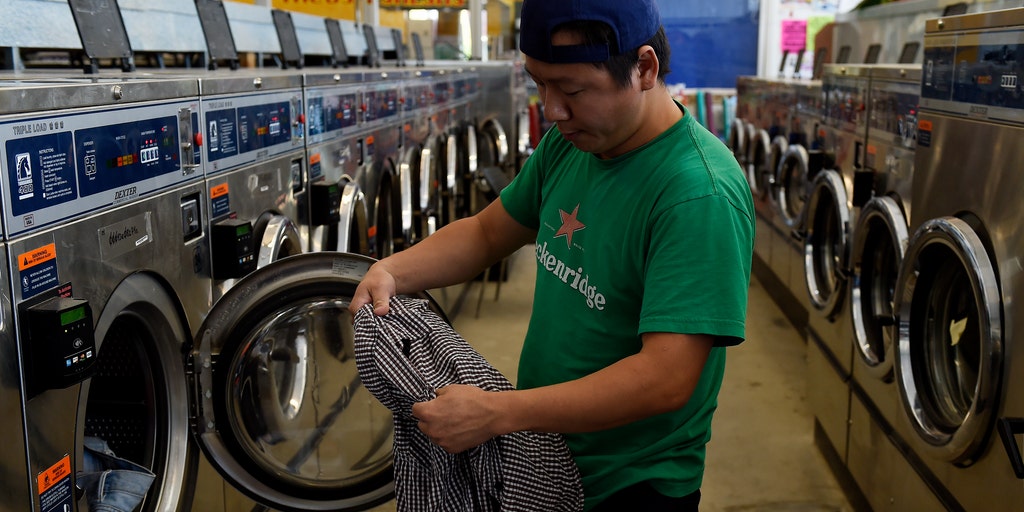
554;204;586;248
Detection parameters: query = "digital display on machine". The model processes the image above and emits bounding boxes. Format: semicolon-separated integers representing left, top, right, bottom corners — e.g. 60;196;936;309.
237;223;250;236
61;306;86;326
407;84;432;111
75;116;181;198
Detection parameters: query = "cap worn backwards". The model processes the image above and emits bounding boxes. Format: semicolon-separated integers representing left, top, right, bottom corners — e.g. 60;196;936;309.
519;0;661;64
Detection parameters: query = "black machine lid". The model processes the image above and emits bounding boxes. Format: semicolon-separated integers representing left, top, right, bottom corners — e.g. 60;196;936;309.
67;0;135;73
272;9;303;69
195;0;240;70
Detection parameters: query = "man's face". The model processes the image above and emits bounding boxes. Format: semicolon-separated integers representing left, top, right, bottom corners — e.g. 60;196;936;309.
524;32;645;159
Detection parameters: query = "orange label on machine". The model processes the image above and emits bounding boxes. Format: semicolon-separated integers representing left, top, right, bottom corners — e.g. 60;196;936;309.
918;119;933;131
18;243;56;272
37;455;71;494
210;183;230;199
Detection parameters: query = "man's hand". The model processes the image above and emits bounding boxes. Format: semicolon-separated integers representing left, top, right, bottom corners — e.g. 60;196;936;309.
349;262;399;316
412;384;503;453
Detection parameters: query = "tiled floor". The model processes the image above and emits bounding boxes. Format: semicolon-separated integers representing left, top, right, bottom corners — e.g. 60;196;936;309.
369;245;854;511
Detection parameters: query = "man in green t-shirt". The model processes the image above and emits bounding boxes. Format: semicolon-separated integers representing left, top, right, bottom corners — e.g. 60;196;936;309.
349;0;755;509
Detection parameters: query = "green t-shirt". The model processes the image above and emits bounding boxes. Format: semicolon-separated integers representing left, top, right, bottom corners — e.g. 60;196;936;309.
500;104;755;509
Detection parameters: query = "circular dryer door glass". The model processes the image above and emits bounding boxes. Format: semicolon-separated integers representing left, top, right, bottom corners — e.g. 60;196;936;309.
193;252;447;510
803;169;851;317
895;217;1001;464
850;196;908;378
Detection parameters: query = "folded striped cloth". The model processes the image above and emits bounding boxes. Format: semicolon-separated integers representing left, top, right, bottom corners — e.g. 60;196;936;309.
354;296;583;512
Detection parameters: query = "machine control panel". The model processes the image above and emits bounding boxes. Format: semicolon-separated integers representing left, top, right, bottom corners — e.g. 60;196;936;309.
363;86;400;126
306;89;359;142
202;90;305;175
922;28;1024;123
22;295;95;398
211;218;256;279
1;101;201;238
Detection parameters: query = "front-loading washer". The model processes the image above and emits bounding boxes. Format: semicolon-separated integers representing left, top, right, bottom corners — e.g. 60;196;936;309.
188;251;447;511
802;64;872;468
0;75;209;512
302;68;371;256
842;64;941;510
888;10;1024;510
359;69;407;258
197;71;308;304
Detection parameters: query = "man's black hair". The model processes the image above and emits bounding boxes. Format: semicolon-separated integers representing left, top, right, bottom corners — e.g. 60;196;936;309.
553;20;671;88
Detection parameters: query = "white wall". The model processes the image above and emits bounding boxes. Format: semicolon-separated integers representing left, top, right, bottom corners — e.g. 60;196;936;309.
757;0;860;79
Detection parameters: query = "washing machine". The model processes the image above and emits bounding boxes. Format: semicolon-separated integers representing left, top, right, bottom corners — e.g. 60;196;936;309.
395;68;441;246
429;68;469;229
843;64;944;510
889;9;1024;510
359;69;408;258
803;64;873;466
0;75;209;512
447;67;481;219
198;71;308;304
774;79;825;309
301;68;371;256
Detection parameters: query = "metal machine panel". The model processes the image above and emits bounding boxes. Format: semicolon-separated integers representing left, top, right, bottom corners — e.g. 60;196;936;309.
0;75;209;512
889;9;1024;509
0;78;201;238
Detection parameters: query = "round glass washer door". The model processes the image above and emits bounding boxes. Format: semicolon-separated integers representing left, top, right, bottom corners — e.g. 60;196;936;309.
849;195;909;380
192;252;447;511
802;169;851;318
774;144;811;231
895;216;1002;465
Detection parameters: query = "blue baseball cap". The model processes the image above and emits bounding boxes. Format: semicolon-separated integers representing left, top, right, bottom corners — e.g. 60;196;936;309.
519;0;661;64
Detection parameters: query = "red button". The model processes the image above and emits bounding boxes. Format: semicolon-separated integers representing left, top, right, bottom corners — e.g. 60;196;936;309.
194;132;203;147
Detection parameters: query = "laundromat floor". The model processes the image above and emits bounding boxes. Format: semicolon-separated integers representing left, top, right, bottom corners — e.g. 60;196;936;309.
367;245;855;512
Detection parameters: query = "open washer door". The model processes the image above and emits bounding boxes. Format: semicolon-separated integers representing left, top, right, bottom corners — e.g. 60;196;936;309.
802;169;852;318
309;177;370;256
191;252;447;511
895;216;1002;465
849;195;909;379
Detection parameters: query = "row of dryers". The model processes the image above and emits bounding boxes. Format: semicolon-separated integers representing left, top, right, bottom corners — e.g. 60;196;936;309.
0;60;528;512
733;8;1024;511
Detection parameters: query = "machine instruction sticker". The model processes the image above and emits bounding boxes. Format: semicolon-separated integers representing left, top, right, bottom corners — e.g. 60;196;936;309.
38;455;73;512
18;243;59;299
5;132;78;217
210;182;231;218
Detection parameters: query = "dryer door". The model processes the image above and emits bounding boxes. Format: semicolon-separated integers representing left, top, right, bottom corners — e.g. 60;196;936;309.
774;144;811;230
802;169;851;318
479;117;510;168
397;146;418;246
849;196;908;380
191;252;446;511
254;212;304;269
728;117;748;164
747;129;770;198
895;216;1002;465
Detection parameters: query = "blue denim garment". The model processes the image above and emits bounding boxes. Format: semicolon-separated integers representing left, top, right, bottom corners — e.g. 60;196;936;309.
77;437;155;512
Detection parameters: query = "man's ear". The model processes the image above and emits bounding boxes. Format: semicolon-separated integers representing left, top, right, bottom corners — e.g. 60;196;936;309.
636;45;659;90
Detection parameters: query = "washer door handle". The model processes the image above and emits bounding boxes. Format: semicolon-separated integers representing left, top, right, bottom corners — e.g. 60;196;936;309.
998;417;1024;479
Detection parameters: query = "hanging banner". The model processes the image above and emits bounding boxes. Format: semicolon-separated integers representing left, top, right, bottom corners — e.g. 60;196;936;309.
380;0;466;7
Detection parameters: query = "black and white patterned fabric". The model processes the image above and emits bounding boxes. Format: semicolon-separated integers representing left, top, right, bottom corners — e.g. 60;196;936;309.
353;296;583;512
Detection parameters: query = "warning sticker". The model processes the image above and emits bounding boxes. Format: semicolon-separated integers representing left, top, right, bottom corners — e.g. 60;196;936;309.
38;455;73;512
18;243;56;271
210;182;229;199
18;243;59;299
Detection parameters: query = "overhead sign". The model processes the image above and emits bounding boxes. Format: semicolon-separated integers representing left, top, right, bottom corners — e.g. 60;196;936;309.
380;0;467;8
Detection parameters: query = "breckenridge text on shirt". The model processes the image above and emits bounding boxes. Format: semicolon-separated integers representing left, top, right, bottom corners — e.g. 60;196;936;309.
536;242;606;310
